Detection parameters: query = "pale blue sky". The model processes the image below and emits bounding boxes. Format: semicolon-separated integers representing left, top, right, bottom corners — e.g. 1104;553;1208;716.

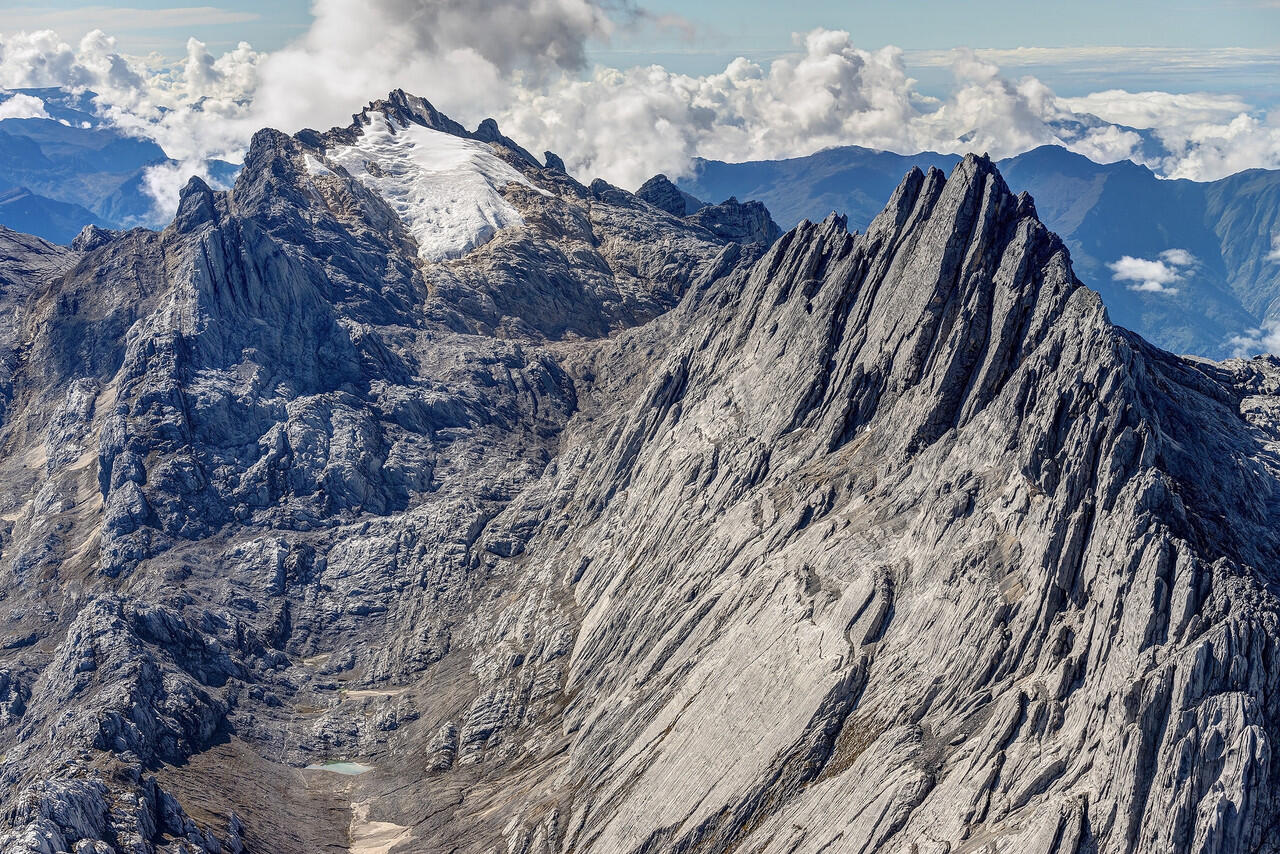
3;0;1279;100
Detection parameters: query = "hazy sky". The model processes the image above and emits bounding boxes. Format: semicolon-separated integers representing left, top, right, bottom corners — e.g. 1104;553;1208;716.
5;0;1278;100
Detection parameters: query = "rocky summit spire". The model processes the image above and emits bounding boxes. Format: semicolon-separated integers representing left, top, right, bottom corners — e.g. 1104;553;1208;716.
356;87;470;137
0;101;1278;854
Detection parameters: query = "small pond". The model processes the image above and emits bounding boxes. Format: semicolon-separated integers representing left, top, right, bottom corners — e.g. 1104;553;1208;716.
305;761;374;775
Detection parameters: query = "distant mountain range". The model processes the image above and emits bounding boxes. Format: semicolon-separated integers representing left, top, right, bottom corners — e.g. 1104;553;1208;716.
0;88;236;243
679;145;1280;358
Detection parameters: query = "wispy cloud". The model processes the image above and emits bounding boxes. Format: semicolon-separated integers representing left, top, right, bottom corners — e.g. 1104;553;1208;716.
1108;249;1196;295
1268;234;1280;261
1;6;260;34
906;46;1280;73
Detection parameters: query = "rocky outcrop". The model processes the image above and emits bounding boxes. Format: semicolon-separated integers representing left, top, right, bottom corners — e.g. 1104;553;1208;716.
69;224;119;252
687;194;781;244
637;173;778;244
677;143;1280;358
636;173;699;217
1;92;1279;854
0;90;762;853
543;150;566;173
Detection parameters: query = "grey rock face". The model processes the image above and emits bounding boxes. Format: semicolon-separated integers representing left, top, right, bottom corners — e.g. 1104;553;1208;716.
1;91;1279;854
512;159;1280;854
637;173;778;244
686;194;781;244
543;150;566;173
636;173;693;216
69;224;119;253
678;143;1280;358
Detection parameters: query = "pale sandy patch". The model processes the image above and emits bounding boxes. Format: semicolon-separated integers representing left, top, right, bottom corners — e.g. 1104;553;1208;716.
349;801;411;854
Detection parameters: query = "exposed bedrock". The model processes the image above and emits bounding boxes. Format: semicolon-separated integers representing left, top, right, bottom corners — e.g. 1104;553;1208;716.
0;93;1277;854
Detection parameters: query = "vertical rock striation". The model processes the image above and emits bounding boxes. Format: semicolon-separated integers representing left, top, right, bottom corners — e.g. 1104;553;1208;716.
497;155;1280;853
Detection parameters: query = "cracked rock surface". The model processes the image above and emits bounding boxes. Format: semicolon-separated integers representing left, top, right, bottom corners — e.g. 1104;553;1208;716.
1;91;1279;854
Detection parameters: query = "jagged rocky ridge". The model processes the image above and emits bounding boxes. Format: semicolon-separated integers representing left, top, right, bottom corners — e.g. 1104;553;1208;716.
0;90;1278;854
636;173;781;245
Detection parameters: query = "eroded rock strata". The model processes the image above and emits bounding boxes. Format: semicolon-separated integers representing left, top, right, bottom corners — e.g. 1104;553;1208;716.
1;91;1278;854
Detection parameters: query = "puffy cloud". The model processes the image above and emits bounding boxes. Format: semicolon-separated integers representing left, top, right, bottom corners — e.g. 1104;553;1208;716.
0;29;260;151
496;37;1178;188
1268;235;1280;262
229;17;1280;186
1159;248;1196;266
245;0;611;139
0;91;50;119
912;50;1063;157
1108;250;1195;294
3;5;1280;219
1062;89;1280;179
1159;112;1280;180
497;36;936;188
1068;124;1147;164
0;29;75;87
1228;321;1280;358
1061;90;1254;129
0;28;263;219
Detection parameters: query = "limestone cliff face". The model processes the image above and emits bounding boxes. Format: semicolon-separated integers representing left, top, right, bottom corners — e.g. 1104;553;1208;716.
0;93;1278;854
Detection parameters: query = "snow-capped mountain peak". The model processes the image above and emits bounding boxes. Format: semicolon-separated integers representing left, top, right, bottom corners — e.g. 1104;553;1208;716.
319;108;542;262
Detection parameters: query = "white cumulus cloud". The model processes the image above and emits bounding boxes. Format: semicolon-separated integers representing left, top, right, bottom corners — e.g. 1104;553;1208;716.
1062;89;1280;178
0;90;50;119
1228;321;1280;357
1159;248;1196;266
1109;250;1195;295
0;28;264;219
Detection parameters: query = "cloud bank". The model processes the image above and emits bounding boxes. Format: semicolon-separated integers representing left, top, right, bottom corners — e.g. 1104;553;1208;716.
2;0;1279;222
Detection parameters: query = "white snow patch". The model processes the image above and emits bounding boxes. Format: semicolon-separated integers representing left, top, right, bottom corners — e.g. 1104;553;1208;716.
326;115;542;261
303;153;334;177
